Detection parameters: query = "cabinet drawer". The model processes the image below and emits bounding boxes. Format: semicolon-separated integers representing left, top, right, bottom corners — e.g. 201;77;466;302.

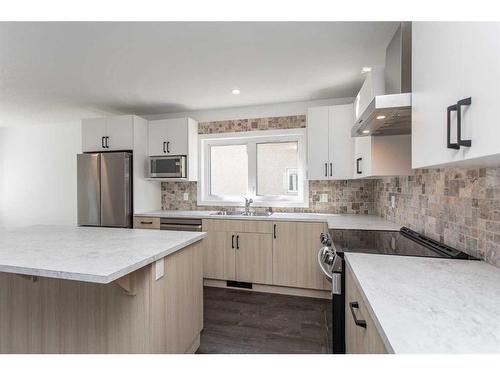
202;219;272;234
133;216;160;229
345;263;388;354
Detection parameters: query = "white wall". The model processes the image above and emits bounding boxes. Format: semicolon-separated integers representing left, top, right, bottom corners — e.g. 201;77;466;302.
0;122;81;227
145;97;354;123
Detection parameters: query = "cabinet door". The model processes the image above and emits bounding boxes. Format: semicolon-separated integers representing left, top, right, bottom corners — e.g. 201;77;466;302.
82;118;107;152
329;104;354;180
412;22;464;168
345;263;387;354
272;222;298;287
164;118;189;155
459;22;500;162
106;116;134;151
235;233;273;284
353;137;372;178
202;231;226;279
148;120;169;156
307;106;330;180
296;222;330;290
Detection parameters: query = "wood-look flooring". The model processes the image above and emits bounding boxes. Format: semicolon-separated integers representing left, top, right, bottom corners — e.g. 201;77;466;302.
197;286;332;354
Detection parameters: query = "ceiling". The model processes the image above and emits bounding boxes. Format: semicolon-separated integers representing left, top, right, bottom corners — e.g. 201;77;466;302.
0;22;399;126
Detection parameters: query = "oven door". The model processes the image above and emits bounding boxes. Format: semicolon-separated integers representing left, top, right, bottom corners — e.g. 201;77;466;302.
149;156;186;178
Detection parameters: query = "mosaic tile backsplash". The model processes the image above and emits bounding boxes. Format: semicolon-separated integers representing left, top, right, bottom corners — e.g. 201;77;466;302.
161;180;375;214
158;115;500;267
374;167;500;267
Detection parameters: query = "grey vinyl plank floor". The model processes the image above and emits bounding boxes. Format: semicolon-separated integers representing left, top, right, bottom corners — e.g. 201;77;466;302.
197;286;332;354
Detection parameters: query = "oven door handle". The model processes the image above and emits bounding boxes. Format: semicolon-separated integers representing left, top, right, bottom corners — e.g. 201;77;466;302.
160;224;202;231
317;247;333;281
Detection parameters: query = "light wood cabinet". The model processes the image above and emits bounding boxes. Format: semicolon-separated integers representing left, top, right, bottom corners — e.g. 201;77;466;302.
412;22;500;168
133;216;160;229
307;104;354;180
345;262;388;354
201;219;272;284
235;233;273;284
272;221;330;291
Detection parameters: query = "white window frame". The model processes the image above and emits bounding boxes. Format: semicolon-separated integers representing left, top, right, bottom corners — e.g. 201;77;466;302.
198;128;308;208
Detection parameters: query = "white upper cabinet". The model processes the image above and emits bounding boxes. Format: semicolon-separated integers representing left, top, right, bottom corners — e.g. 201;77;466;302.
82;115;134;152
148;117;198;181
353;135;412;179
412;22;500;168
307;104;354;180
148;118;191;156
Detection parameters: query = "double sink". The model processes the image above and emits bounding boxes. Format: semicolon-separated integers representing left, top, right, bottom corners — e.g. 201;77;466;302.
210;211;273;217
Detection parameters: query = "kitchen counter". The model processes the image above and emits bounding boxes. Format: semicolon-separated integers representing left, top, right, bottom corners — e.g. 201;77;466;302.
0;225;206;283
135;210;401;231
345;252;500;353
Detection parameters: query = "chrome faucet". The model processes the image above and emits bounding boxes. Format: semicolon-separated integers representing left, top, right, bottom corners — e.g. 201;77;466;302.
244;197;254;215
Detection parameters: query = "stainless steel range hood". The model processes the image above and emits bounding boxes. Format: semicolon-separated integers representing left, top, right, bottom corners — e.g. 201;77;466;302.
352;22;412;137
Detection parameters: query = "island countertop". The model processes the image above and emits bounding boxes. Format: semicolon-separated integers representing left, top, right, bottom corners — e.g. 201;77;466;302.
345;252;500;353
0;225;206;284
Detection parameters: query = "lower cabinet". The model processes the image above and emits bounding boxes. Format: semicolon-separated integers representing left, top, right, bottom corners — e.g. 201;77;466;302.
202;219;329;291
345;263;388;354
273;221;330;291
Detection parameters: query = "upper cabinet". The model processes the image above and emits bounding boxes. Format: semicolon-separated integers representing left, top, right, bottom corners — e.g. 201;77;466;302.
82;115;134;152
412;22;500;168
307;104;354;180
148;117;198;181
353;135;412;179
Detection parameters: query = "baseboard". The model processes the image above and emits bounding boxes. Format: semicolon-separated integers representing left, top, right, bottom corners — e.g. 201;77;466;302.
203;279;331;300
185;334;201;354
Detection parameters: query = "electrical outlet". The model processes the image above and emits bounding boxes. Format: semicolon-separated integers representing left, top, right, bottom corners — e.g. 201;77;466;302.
183;193;189;201
391;195;396;209
319;194;328;203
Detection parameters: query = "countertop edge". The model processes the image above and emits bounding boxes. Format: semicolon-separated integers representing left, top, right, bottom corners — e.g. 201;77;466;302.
344;253;396;354
134;211;402;231
0;232;207;284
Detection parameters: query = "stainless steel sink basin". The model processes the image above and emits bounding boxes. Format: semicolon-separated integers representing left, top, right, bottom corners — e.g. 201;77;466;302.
210;211;273;217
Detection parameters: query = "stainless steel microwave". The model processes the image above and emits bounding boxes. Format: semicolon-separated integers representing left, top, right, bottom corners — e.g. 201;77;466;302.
149;155;186;178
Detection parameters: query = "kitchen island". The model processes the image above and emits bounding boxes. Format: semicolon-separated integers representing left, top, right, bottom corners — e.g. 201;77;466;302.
0;225;206;354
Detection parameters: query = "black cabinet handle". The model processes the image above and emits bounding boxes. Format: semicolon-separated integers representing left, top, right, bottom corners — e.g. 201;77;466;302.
273;224;277;239
106;136;110;148
447;104;460;149
166;141;170;153
163;141;166;153
101;136;105;149
324;163;328;177
231;234;235;249
140;221;153;225
236;235;239;249
329;162;333;177
349;302;367;328
356;158;362;174
457;97;472;147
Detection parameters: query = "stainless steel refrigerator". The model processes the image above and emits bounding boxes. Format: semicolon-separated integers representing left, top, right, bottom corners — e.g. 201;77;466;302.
77;152;132;228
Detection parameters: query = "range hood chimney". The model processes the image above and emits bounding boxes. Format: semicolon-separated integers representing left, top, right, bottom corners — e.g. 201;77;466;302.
352;22;412;137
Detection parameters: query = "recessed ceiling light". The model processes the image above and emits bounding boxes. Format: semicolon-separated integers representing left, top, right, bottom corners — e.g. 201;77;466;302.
231;88;241;95
361;67;372;73
376;115;386;120
362;130;370;134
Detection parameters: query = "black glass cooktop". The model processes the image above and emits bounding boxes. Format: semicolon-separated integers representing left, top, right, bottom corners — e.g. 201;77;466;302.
330;227;475;259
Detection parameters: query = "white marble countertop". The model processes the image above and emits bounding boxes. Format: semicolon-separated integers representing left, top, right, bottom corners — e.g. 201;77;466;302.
135;210;401;231
345;253;500;353
0;225;206;284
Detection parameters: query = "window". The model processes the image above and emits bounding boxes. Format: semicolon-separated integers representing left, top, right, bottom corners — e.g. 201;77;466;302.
198;128;308;207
